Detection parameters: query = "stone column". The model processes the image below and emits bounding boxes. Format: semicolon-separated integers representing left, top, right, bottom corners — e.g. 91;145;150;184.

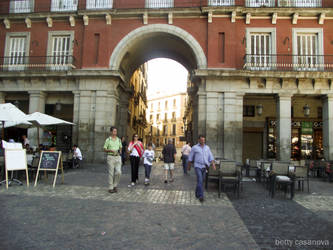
276;94;292;161
223;92;244;162
72;90;80;145
117;89;130;139
323;94;333;160
0;92;5;103
28;91;46;147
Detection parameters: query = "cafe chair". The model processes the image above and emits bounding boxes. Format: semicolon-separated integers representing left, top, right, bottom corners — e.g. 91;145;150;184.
219;161;240;199
205;162;221;197
294;165;310;193
270;162;295;200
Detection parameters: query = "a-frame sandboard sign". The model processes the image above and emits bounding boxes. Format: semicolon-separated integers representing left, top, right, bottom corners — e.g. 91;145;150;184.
4;149;29;189
34;151;64;188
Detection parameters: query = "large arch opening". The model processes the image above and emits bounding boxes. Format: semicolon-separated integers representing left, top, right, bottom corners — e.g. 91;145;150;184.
110;24;205;155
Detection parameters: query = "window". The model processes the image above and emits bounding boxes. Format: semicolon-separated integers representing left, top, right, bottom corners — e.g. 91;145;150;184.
151;103;153;110
150;115;153;122
164;113;168;121
172;138;175;145
246;28;276;70
243;105;255;117
86;0;113;9
318;107;322;119
47;31;74;71
172;124;176;135
292;29;323;71
146;0;173;8
51;0;77;12
163;125;168;136
172;112;176;119
246;0;275;7
150;126;153;133
157;129;160;136
165;100;168;109
5;32;30;71
156;138;160;147
156;114;160;121
209;0;234;6
10;0;33;13
173;99;176;107
164;138;167;145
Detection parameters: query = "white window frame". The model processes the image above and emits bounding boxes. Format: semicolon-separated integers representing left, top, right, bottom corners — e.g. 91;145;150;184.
51;0;77;12
293;0;321;8
86;0;113;9
246;28;276;70
208;0;235;6
292;28;324;71
246;0;275;7
4;32;30;71
10;0;34;13
145;0;174;8
47;31;74;71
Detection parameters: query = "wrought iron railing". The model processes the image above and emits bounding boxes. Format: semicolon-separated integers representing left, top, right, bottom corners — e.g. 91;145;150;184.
0;56;76;72
0;0;331;13
9;0;33;13
244;54;333;72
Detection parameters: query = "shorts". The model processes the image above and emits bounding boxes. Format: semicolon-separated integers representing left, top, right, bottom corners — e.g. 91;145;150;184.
164;163;174;170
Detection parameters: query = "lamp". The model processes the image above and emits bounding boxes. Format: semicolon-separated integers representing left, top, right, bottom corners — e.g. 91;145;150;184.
256;104;263;116
55;102;62;111
303;104;310;117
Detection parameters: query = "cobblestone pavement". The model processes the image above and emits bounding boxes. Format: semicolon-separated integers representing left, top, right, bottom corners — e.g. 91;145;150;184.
2;162;333;249
0;162;258;250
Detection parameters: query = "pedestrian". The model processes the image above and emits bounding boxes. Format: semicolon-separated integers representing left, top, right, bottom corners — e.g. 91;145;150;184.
188;135;216;202
103;126;122;194
72;144;83;168
162;139;177;183
121;136;127;165
143;142;155;186
181;142;191;175
128;134;144;187
22;135;29;148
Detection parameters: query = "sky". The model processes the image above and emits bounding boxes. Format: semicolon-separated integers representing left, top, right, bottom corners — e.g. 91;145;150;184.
147;58;188;96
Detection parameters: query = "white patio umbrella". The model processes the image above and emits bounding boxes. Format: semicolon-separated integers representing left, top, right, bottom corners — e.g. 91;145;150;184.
0;103;32;138
26;112;75;146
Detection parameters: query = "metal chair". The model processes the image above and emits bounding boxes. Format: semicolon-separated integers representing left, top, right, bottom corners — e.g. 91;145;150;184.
205;162;221;196
270;162;295;199
294;165;310;193
219;161;240;198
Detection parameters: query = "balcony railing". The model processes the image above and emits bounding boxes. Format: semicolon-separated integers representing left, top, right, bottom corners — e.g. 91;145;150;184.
244;54;333;72
51;0;77;12
246;0;275;7
0;0;331;13
9;0;33;13
86;0;113;9
0;56;76;72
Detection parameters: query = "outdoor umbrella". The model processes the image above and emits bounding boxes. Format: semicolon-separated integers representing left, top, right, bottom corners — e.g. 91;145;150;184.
26;112;75;146
0;103;32;139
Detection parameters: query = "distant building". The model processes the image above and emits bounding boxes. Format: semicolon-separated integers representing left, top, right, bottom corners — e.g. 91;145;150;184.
127;64;148;141
146;91;186;159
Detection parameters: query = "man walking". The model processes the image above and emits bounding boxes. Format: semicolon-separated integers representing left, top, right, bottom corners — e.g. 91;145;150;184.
162;139;177;183
181;142;191;175
104;126;122;193
188;135;215;202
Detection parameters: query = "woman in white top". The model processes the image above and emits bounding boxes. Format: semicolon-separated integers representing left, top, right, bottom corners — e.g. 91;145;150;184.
128;134;144;187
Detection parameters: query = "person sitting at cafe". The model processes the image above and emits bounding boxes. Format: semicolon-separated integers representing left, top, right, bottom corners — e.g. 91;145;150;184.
72;144;82;168
22;135;29;148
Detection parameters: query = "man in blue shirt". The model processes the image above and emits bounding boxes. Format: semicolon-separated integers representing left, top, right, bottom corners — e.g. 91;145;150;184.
188;135;216;202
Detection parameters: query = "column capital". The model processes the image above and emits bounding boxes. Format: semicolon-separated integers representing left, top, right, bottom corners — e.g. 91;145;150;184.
276;93;293;100
28;90;46;98
72;90;80;96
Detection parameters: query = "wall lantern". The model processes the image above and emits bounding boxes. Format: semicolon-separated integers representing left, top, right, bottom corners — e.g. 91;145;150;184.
55;102;62;111
303;104;310;117
256;104;263;116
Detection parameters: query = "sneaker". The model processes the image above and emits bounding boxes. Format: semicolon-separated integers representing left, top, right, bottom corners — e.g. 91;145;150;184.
128;182;135;187
113;187;118;193
164;180;168;184
108;189;116;193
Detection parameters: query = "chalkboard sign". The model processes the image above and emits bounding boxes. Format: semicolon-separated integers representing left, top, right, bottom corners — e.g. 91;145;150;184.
34;151;64;188
39;151;60;170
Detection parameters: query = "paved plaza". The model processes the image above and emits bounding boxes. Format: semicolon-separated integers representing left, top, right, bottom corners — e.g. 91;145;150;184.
0;162;333;249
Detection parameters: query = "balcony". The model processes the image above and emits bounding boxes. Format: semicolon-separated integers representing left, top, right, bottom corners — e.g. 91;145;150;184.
145;0;174;8
246;0;275;7
51;0;77;12
278;0;322;7
9;0;33;13
86;0;113;9
0;56;76;72
244;54;333;72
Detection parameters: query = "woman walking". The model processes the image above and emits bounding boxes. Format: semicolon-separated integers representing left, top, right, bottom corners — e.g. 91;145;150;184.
128;134;144;187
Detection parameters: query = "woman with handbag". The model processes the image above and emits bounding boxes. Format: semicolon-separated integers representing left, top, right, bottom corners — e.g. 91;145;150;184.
128;134;144;187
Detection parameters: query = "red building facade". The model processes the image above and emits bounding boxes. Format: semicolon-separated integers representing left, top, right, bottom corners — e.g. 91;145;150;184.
0;0;333;162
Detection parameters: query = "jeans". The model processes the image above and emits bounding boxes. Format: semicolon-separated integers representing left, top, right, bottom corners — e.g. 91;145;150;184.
130;156;140;183
182;155;189;174
144;164;152;179
195;167;206;199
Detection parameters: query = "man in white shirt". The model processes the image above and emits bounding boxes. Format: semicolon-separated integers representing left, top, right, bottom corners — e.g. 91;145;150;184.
72;144;82;168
